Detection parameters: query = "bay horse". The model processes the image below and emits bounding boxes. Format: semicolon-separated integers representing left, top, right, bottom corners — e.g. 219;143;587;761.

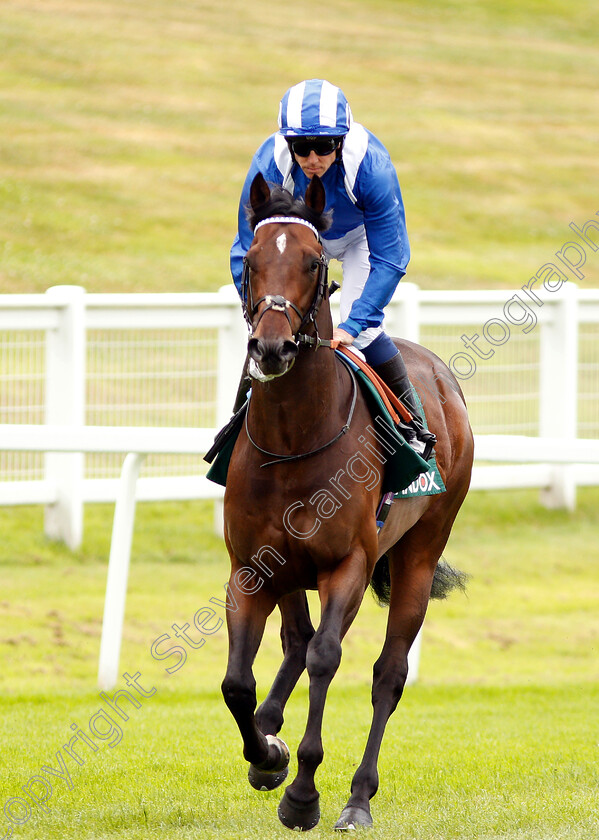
220;172;473;831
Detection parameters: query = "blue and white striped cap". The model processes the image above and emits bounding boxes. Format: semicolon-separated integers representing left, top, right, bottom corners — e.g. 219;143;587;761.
278;79;352;137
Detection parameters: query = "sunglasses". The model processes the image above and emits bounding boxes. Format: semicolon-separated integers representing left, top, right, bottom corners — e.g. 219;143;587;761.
289;137;340;157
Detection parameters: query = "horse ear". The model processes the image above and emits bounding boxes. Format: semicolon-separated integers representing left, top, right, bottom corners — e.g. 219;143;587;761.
305;176;326;216
249;172;271;212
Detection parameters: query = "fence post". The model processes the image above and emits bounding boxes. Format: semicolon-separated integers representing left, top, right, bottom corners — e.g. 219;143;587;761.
406;628;422;686
213;285;248;533
44;285;86;549
538;282;579;510
98;452;146;690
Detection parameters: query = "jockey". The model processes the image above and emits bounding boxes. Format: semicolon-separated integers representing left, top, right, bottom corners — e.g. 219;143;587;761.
230;78;436;460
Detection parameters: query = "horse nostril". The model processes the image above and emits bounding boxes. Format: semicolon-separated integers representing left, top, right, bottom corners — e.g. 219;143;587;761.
281;339;299;361
248;336;297;373
248;337;263;362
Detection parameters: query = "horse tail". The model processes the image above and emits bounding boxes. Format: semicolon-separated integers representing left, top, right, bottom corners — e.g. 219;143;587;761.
369;555;468;607
369;554;392;606
430;558;469;599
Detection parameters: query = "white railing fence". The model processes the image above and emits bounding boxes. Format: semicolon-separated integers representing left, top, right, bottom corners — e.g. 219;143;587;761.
0;282;598;550
1;281;598;689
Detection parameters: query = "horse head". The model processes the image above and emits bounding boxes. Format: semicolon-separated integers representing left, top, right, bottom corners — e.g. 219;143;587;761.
242;173;332;380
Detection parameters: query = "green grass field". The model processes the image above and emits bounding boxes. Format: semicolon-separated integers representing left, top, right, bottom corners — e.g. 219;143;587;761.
1;0;599;837
0;489;598;839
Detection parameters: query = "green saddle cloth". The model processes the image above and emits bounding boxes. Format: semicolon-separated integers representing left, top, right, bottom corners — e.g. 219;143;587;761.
340;357;445;497
205;356;445;498
205;404;246;488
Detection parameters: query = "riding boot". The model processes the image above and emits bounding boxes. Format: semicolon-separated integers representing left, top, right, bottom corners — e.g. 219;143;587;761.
373;352;437;461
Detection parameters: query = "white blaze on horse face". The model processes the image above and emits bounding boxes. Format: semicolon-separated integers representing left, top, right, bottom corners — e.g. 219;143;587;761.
276;233;287;255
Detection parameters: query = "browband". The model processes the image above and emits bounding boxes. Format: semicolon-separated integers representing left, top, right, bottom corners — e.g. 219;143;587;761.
254;216;320;240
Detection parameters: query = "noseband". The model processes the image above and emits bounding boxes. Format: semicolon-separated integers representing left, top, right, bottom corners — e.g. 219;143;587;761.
241;216;337;350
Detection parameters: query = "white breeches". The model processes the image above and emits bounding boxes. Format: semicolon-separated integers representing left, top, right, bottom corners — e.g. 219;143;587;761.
322;225;384;350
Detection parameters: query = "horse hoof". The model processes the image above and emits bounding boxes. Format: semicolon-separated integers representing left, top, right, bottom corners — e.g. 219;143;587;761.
278;790;320;831
248;762;288;791
333;805;373;830
248;735;290;791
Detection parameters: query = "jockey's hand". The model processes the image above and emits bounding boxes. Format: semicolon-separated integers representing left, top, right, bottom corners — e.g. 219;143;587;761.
332;328;355;346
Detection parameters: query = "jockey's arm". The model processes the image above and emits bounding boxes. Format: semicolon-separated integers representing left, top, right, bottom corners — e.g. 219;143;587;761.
337;157;410;339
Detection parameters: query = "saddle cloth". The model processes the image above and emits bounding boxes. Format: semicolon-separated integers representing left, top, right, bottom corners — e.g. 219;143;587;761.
334;350;445;497
334;344;413;425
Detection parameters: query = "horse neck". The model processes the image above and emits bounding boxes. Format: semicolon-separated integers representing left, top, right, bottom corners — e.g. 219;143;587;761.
249;308;346;448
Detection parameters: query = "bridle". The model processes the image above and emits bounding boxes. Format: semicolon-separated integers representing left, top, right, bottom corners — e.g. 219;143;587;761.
240;214;356;467
240;216;339;350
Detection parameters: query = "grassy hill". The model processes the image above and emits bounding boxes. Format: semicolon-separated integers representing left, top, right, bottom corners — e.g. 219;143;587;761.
1;0;599;293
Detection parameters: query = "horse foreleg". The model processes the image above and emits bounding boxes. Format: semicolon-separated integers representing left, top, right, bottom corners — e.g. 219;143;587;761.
255;591;315;737
220;583;290;788
278;553;368;832
334;540;443;831
334;579;428;828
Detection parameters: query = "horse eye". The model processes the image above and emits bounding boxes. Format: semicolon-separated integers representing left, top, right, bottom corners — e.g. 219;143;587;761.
309;260;320;274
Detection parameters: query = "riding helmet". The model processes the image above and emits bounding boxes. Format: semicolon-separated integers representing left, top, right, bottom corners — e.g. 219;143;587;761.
278;79;352;137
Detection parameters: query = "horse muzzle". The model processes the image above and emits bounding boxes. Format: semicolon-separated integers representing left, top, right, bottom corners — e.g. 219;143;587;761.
248;336;299;379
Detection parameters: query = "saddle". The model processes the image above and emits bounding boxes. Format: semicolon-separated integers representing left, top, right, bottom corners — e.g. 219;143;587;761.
333;345;413;426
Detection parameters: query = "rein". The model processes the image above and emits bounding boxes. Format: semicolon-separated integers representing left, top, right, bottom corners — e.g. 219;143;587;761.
244;364;358;468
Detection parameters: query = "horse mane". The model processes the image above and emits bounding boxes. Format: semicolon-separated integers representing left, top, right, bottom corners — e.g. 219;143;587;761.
246;182;332;234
